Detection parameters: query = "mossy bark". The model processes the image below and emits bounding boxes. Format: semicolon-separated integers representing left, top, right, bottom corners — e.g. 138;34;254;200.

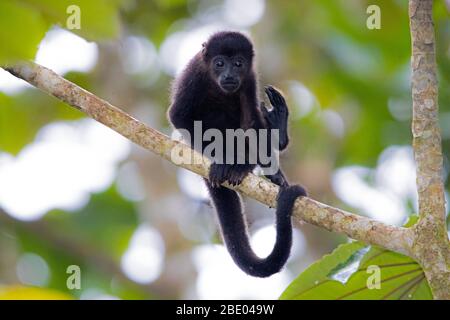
409;0;450;300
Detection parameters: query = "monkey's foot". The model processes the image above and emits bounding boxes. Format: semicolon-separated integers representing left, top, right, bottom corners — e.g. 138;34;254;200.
227;166;251;186
208;164;252;188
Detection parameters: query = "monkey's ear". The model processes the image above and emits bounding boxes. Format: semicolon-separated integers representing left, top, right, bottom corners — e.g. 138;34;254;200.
202;42;207;54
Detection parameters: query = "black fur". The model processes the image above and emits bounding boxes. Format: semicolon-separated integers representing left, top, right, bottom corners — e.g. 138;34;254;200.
168;31;307;277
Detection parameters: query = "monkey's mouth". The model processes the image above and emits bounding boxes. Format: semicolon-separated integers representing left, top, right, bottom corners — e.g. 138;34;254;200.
220;81;239;92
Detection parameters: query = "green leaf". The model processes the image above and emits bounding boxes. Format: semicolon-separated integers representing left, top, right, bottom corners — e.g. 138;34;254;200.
0;286;73;300
281;240;432;300
0;1;48;64
280;241;366;299
403;215;419;228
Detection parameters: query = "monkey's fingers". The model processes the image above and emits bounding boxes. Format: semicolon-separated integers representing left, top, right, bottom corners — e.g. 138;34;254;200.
260;101;268;111
228;169;248;186
209;164;229;188
264;86;275;105
261;101;271;119
264;86;287;108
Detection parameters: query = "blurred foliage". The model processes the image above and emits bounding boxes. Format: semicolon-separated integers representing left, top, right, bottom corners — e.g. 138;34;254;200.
0;0;449;300
20;0;124;40
0;1;48;64
0;72;87;154
0;0;124;65
262;0;449;168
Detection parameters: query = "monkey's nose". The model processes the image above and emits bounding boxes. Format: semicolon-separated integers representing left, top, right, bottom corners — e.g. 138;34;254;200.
224;75;235;81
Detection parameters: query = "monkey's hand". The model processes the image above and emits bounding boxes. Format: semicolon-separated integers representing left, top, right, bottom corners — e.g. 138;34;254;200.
262;86;289;150
208;163;252;188
262;86;289;130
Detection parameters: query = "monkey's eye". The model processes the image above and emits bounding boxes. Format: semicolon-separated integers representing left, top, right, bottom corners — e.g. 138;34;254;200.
235;61;243;68
215;60;224;68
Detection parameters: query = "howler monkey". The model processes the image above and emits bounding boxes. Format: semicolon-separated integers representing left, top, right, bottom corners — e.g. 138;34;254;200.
168;31;307;277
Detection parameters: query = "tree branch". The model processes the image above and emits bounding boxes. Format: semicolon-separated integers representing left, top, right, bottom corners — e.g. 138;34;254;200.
410;0;446;233
408;0;450;299
2;61;413;256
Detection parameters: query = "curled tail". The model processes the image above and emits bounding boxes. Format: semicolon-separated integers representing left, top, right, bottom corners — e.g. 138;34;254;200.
206;183;306;277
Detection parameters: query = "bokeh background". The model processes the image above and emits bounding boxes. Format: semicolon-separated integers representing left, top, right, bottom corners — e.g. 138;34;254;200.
0;0;449;299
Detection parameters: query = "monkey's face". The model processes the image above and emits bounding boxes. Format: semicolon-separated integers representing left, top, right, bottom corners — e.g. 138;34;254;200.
210;55;248;94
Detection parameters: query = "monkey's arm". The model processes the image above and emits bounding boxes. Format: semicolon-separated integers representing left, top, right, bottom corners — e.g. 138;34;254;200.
239;80;259;130
168;77;203;147
259;87;308;194
168;92;195;133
